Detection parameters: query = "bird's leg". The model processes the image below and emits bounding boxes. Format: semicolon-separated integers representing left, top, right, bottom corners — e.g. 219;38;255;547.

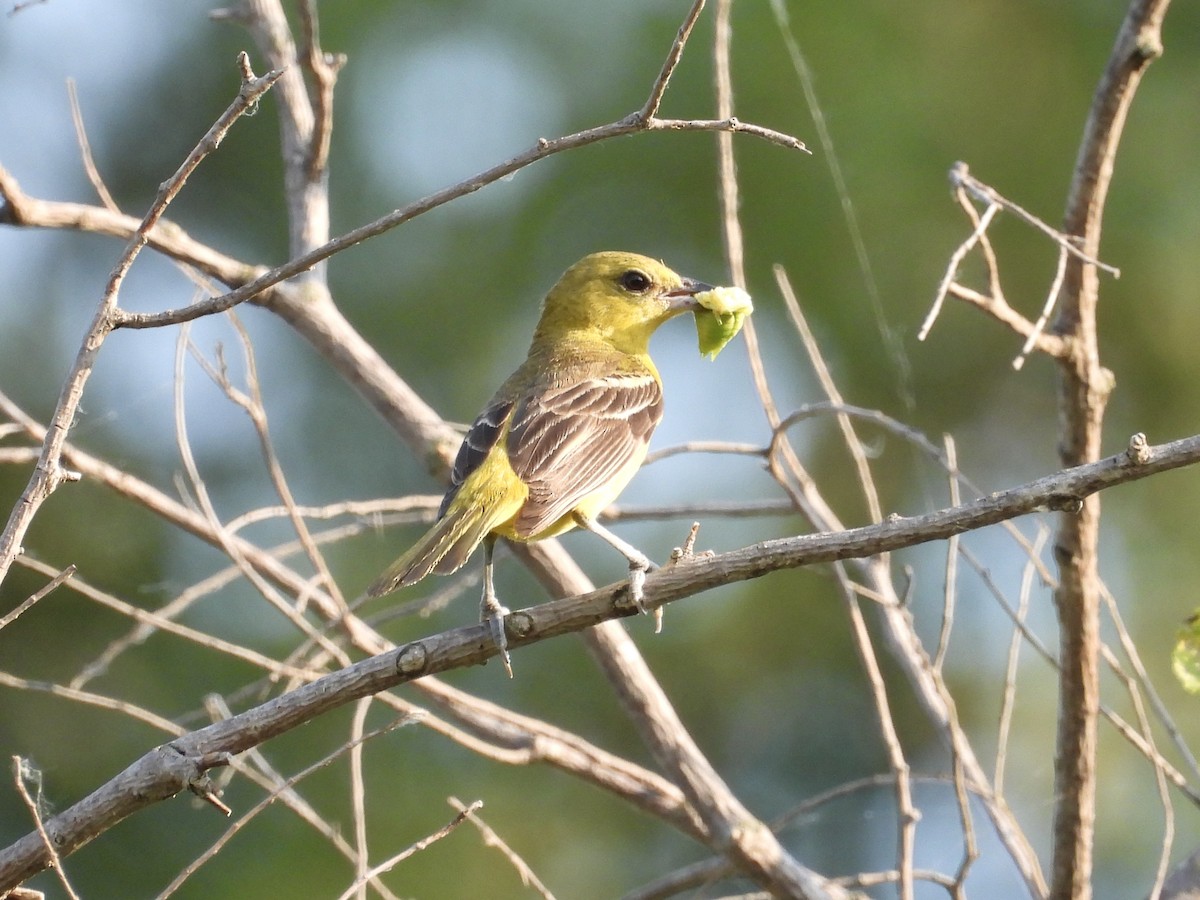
479;535;513;678
573;512;655;613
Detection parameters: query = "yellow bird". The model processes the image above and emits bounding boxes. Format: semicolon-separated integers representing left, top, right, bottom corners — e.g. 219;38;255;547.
368;251;714;673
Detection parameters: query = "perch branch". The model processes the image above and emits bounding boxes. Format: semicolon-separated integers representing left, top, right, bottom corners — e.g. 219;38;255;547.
1;430;1197;890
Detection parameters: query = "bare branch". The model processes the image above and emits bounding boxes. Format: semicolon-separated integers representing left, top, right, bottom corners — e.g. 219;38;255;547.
450;797;557;900
0;55;282;591
332;801;480;900
952;162;1120;276
106;115;805;332
14;425;1178;890
158;714;417;898
66;79;119;213
0;164;264;288
944;282;1069;359
0;3;1190;897
297;0;346;179
0;564;74;631
640;0;706;120
920;198;1000;341
1048;3;1170;895
12;758;80;900
5;405;1179;898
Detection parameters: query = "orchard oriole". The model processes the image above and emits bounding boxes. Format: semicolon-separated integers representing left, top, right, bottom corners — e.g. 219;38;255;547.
368;251;723;675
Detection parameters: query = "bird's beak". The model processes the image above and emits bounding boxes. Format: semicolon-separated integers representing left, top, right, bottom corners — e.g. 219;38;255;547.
662;277;714;312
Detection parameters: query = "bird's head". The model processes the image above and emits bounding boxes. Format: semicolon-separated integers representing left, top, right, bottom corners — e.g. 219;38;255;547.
534;251;713;355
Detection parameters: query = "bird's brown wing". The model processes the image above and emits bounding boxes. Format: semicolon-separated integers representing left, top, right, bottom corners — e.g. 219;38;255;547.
505;372;663;538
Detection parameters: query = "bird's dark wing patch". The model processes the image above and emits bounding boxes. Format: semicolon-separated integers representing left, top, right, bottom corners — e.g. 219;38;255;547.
506;373;663;537
438;397;515;517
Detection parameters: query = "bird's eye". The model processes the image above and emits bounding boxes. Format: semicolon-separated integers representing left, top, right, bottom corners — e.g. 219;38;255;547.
618;269;653;294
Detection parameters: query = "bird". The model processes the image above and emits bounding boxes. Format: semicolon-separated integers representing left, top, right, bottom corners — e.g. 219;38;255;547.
367;251;714;675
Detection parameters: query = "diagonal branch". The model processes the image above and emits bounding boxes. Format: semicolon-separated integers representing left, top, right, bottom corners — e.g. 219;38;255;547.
639;0;706;120
105;114;804;332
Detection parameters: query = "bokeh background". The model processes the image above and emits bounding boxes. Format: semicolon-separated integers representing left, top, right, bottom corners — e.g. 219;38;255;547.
2;1;1199;897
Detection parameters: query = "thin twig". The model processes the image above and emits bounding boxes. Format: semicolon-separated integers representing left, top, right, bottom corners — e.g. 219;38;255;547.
768;0;914;409
12;757;80;900
919;199;999;341
625;772;1001;900
223;495;438;534
1101;644;1174;899
1100;585;1200;783
0;163;264;291
995;526;1051;795
934;435;960;672
713;0;745;287
959;541;1200;810
0;564;74;631
643;440;765;465
158;715;416;898
297;0;344;180
0;671;183;735
172;325;350;662
939;659;981;900
1013;245;1069;371
109;115;805;332
956;177;1008;325
951;162;1120;276
833;869;959;892
200;695;404;900
838;574;915;900
775;266;883;525
603;499;797;522
0;54;282;589
332;801;481;900
449;797;557;900
66;78;119;212
191;317;348;612
14;556;316;683
773;256;913;896
349;699;372;900
944;282;1069;359
640;0;706;120
65;521;369;691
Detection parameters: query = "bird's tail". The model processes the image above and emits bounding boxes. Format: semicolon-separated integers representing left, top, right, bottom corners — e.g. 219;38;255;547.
366;506;493;598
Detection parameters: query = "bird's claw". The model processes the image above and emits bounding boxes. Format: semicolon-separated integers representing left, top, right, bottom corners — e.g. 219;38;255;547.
481;595;513;679
628;562;665;633
628;564;648;614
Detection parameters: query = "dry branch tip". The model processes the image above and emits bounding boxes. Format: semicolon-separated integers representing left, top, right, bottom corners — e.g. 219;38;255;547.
1126;432;1151;465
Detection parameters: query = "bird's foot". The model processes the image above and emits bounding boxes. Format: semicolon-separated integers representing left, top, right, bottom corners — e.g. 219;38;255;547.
626;559;663;631
480;592;513;679
628;561;650;614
